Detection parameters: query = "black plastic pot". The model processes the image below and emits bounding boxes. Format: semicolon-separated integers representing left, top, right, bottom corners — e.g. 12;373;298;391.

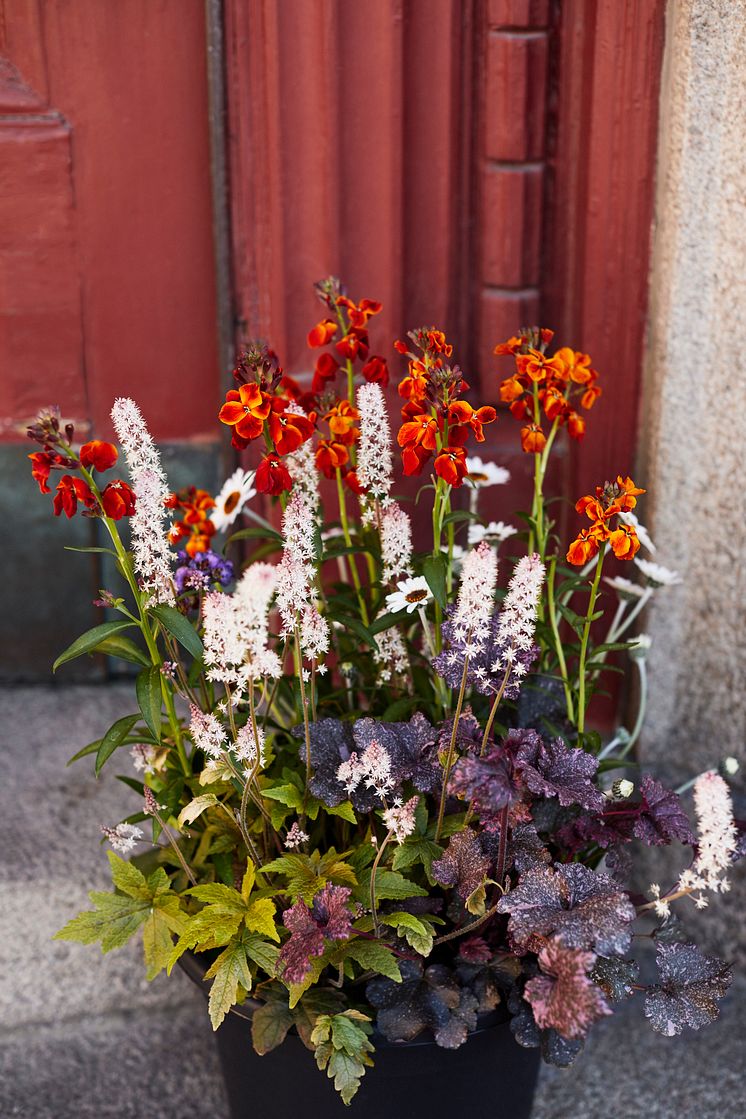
180;953;541;1119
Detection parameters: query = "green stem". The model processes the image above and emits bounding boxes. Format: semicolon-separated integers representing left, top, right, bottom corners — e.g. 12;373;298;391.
434;653;470;843
369;830;393;937
577;547;606;737
335;467;369;626
546;557;575;723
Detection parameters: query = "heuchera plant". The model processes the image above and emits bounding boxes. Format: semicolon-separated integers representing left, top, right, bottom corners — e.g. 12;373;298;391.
29;279;741;1104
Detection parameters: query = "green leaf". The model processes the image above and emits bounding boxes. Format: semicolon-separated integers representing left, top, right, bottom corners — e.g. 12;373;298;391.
288;956;326;1008
66;738;103;766
391;837;442;877
369;610;406;635
176;794;218;829
335;615;379;652
107;851;151;900
151;604;204;660
252;995;294;1055
311;1012;374;1105
262;783;305;810
356;869;428;903
142;907;178;980
95;714;141;776
244;898;279;941
136;665;163;742
422;554;448;610
64;545;119;555
187;883;245;912
340;939;402;982
325;801;357;824
442;510;479;526
226;525;283;545
243;933;280;977
54;891;150;952
53;620;135;672
381;911;433;956
94;634;151;668
204;941;253;1029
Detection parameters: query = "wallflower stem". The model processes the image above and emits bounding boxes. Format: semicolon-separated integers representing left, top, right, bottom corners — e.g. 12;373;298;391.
577;547;607;737
547;556;575;723
335;467;369;626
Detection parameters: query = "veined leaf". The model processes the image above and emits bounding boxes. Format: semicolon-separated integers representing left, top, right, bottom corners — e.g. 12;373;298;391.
252;993;294;1055
54;891;150;952
204;940;253;1029
108;851;151;901
338;939;402;982
151;604;204;660
381;911;434;956
176;794;218;830
95;634;151;668
244;898;279;941
53;620;135;672
244;933;280;976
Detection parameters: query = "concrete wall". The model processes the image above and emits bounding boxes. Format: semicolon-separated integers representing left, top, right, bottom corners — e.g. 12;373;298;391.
639;0;745;958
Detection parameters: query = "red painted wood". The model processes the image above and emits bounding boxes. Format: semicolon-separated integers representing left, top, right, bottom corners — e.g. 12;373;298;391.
1;0;219;443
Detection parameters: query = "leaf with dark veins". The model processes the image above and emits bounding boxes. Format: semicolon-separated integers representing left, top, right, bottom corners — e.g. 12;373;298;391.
497;864;636;957
431;830;491;902
633;776;696;846
525;941;611;1039
644;942;732;1036
511;729;605;812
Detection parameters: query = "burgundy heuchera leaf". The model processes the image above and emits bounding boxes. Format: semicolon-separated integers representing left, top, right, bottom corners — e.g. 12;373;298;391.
431;830;491;901
278;884;353;984
450;745;519;829
525;940;611;1039
511;729;605;813
497;863;636;957
632;775;696;846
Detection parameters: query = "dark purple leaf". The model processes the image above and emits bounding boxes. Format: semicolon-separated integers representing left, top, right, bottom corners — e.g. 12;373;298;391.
431;830;491;902
437;706;482;755
510;824;552;873
456;951;522;1013
633;776;696;846
591;956;639;1002
366;960;478;1048
512;729;605;812
450;745;519;829
644;942;732;1036
353;713;441;795
507;988;584;1067
525;941;610;1039
497;864;636;957
300;719;360;809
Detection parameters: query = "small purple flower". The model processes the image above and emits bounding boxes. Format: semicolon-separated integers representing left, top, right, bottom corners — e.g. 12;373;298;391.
174;549;234;594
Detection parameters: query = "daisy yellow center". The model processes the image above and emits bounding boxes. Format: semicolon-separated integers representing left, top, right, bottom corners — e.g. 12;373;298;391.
223;490;241;514
405;589;428;604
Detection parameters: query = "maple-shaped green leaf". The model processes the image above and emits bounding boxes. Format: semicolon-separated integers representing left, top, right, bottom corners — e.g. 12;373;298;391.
311;1010;375;1105
353;868;428;905
391;836;443;877
332;938;403;982
55;891;151;952
252;988;295;1055
204;939;253;1029
262;850;357;904
291;987;347;1048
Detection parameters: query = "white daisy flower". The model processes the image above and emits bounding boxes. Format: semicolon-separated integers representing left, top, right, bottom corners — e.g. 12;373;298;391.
604;575;646;600
211;468;256;531
619;510;656;553
468;520;518;547
464;457;510;488
635;558;682;587
385;576;433;614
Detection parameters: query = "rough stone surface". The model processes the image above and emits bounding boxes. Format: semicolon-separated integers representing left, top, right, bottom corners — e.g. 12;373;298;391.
637;0;746;962
1;683;744;1117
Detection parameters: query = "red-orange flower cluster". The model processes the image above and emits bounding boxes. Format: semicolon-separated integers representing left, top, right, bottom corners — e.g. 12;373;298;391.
394;328;497;486
495;330;601;454
566;476;646;565
167;487;216;556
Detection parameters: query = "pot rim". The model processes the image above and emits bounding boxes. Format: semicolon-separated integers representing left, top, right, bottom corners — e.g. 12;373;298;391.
178;949;511;1049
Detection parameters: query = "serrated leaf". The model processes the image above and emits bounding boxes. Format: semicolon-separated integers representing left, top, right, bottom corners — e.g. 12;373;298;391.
107;851;151;900
381;911;433;956
54;892;150;952
245;898;279;941
176;794;218;829
187;883;245;911
53;620;135;672
151;604;204;660
252;995;294;1054
360;868;429;903
204;941;253;1029
288;955;326;1008
324;801;357;824
95;714;141;775
392;837;443;875
142;907;178;980
336;939;402;981
244;933;280;976
136;665;163;742
262;783;305;810
644;943;732;1036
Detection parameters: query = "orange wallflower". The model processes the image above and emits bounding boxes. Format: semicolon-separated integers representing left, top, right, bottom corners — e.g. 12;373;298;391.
361;355;389;386
398;413;439;454
255;453;292;496
29;452;56;494
53;475;96;518
609;524;641;560
218;383;271;443
567;475;645;564
515;349;567;384
307;319;338;347
80;440;118;472
398;360;429;402
268;399;315;456
311;352;339;393
434;446;468;487
520;424;547;453
336;329;369;362
447;401;497;442
100;480;136;520
324;400;360;445
315;439;350;478
567;529;599;565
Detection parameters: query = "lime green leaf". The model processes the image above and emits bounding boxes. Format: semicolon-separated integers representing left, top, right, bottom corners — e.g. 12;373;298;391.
204;941;253;1029
241;859;256;902
107;851;151;901
243;933;280;976
186;883;245;911
95;714;141;776
136;665;163;743
151;604;204;660
53;620;135;672
244;898;279;941
391;837;442;876
143;907;177;980
381;911;434;956
262;783;304;810
288;956;326;1008
339;939;402;982
176;794;218;830
423;554;448;610
167;909;245;971
311;1012;374;1105
325;800;357;824
356;869;428;903
54;891;150;952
